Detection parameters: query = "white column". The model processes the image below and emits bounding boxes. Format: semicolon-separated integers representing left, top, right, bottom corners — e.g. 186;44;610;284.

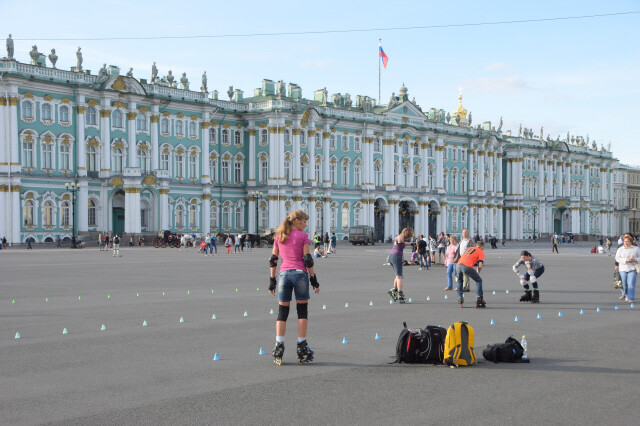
202;194;211;234
497;207;503;239
487;153;494;193
292;129;301;186
268;126;277;183
556;160;562;197
309;197;317;234
383;137;394;188
538;159;544;197
424;203;430;237
488;206;494;236
150;105;159;171
0;98;7;172
201;112;210;184
127;103;138;168
497;154;503;194
248;128;256;186
159;188;169;230
323;131;330;188
441;204;448;233
11;188;20;243
477;151;485;193
78;184;88;232
323;199;330;234
248;199;256;233
469;205;476;237
100;108;111;175
547;162;553;196
468;149;475;193
479;205;486;237
76;101;86;176
435;138;444;191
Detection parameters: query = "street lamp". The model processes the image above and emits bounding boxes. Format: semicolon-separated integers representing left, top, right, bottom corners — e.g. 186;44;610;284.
251;190;264;235
64;181;80;249
532;205;538;241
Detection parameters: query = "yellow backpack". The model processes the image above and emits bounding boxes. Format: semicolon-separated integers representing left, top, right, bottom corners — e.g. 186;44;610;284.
443;321;476;367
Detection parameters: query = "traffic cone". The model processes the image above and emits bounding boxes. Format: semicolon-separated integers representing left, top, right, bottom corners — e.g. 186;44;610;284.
143;320;148;327
558;311;563;317
490;319;495;325
62;328;68;335
408;298;413;303
243;311;248;317
211;314;216;319
12;299;15;304
270;309;274;315
187;290;190;295
107;294;111;299
370;301;373;306
579;309;584;315
389;299;393;304
322;305;326;310
426;296;431;301
259;347;265;355
492;291;496;295
345;302;349;308
78;296;82;301
375;333;380;340
444;295;448;299
136;293;140;297
101;324;106;331
596;307;601;312
179;317;184;323
162;291;166;296
537;313;542;319
213;353;220;361
615;305;619;310
236;288;239;292
15;332;20;339
45;297;49;302
631;303;635;308
505;290;510;294
342;337;348;344
514;316;519;322
211;289;215;294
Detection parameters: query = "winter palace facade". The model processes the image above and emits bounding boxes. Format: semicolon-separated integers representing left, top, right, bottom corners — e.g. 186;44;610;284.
0;56;625;244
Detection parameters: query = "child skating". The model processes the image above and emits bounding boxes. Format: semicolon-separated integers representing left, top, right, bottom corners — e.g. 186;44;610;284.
512;250;544;303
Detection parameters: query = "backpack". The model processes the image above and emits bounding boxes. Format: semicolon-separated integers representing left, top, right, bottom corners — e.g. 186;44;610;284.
443;321;476;367
395;322;447;364
482;337;529;363
113;236;120;244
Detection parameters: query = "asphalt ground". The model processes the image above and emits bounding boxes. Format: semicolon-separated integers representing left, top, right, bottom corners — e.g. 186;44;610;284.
1;241;638;426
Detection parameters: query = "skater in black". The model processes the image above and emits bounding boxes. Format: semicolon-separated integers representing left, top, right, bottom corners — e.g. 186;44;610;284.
512;250;544;303
269;210;320;365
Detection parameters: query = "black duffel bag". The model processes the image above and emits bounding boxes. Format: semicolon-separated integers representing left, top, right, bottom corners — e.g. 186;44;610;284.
483;336;529;363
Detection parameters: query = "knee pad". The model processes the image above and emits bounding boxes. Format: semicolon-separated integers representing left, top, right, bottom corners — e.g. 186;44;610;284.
529;275;537;284
296;303;308;319
277;304;290;322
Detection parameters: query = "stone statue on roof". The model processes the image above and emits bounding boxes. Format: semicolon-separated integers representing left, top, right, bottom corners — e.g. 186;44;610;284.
345;93;352;108
76;47;83;71
592;140;597;150
321;87;328;106
167;70;174;85
6;34;14;59
201;71;207;93
468;112;472;126
48;49;58;68
498;117;503;132
180;72;188;89
126;67;133;77
151;62;158;82
389;92;397;107
227;85;234;100
446;112;451;123
518;123;522;137
276;80;285;98
539;126;543;140
29;45;39;65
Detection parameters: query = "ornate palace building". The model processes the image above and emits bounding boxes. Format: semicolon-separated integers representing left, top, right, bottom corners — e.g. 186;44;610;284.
0;50;626;244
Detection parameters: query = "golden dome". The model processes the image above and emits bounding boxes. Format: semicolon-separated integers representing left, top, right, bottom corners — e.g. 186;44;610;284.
453;88;467;119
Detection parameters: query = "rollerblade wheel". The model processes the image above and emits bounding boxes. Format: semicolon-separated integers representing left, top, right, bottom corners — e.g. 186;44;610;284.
274;357;282;366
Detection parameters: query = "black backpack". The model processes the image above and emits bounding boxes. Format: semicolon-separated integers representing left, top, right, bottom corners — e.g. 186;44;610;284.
482;336;529;363
396;322;447;364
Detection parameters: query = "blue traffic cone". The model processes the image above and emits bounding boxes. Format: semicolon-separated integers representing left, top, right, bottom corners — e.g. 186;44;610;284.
596;307;601;312
579;309;584;315
514;316;519;322
537;313;542;319
342;337;348;344
490;319;495;325
558;311;563;317
615;305;619;310
213;353;220;361
375;333;380;340
259;347;265;355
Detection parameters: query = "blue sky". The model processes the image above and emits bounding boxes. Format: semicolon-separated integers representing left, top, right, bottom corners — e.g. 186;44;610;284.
3;0;639;165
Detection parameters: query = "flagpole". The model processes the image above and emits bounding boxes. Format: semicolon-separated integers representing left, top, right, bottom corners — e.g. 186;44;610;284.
378;38;381;106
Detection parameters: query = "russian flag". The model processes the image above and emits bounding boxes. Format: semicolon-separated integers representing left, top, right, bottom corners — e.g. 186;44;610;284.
379;43;389;69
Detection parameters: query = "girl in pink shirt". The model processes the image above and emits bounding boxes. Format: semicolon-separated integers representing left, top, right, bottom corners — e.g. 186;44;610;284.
444;235;458;290
269;210;320;365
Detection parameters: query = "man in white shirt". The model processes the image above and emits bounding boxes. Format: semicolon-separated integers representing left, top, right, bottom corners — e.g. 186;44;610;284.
458;229;475;292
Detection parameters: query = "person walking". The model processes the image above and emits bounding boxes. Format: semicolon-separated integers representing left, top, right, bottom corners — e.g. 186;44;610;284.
98;233;103;251
456;240;486;308
417;235;428;270
387;227;414;303
112;234;120;257
552;234;559;253
313;232;320;249
606;237;612;256
225;234;233;254
104;234;110;251
330;232;337;254
179;234;187;252
512;250;544;303
268;209;320;365
444;235;458;291
615;233;640;303
209;233;218;255
437;232;446;264
323;233;330;254
205;233;211;256
234;234;241;253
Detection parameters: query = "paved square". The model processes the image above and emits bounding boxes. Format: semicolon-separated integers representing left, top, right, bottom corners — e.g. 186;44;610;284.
1;242;638;425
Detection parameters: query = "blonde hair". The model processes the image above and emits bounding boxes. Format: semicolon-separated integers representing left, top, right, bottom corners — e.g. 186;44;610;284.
275;209;309;244
400;228;414;240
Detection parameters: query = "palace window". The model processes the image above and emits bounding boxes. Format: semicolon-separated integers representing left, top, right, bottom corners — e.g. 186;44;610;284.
330;162;337;185
189;205;197;228
175;205;185;227
88;200;97;227
414;143;419;155
42;104;52;121
394;141;398;154
160;152;169;171
189;155;197;179
315;133;322;148
60;144;70;170
175;120;184;137
284;129;290;145
235;205;243;229
222;206;231;228
209;127;216;143
260;159;268;184
301;161;308;182
354;137;361;151
452;170;458;193
330;206;337;228
189;122;197;138
59;106;70;123
86;107;97;125
234;160;242;183
209;157;217;183
113;147;124;173
403;141;409;155
61;201;70;227
210;205;218;230
414;168;420;188
138;148;149;174
341;162;349;186
161;118;169;134
221;159;230;183
23;200;34;226
234;130;241;146
43;201;53;226
330;134;336;149
354;206;361;226
402;165;409;187
86;145;97;172
21;101;34;119
175;153;184;179
354;164;361;186
374;138;381;152
315;162;321;183
136;114;147;131
393;163;398;186
427;167;434;189
260;129;267;145
374;163;382;186
284;160;290;183
341;135;349;150
342;205;349;228
112;110;123;128
42;143;53;169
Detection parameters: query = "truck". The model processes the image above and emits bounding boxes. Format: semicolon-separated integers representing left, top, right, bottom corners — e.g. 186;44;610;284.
349;226;376;246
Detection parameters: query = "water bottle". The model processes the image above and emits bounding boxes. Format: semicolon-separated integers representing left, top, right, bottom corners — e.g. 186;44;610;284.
521;335;528;360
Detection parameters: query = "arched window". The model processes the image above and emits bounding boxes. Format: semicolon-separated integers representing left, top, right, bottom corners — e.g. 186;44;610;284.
330;206;337;228
60;144;70;170
189;204;197;228
329;162;337;185
403;141;409;155
452;170;458;193
221;158;230;183
188;153;198;179
341;135;348;150
461;209;468;229
209;127;216;142
43;201;53;226
175;120;184;137
374;162;382;186
402;165;409;187
61;201;70;227
374;138;381;152
59;106;70;123
23;200;34;226
235;204;243;229
175;205;185;227
315;205;323;230
112;110;123;128
21;101;34;119
88;199;97;227
222;206;231;228
234;130;241;146
427;166;434;189
414;167;420;188
260;129;267;145
42;142;53;169
354;164;362;186
314;133;321;148
284;158;291;183
189;121;197;138
210;205;219;230
42;104;52;121
234;158;243;183
393;162;398;185
138;148;149;174
113;147;124;173
209;155;217;183
341;160;349;186
175;153;184;179
342;204;349;228
86;145;97;172
136;114;147;131
284;129;290;145
260;158;268;183
314;160;321;184
354;206;362;226
354;137;361;151
452;207;459;231
161;118;169;134
86;106;97;125
330;134;336;149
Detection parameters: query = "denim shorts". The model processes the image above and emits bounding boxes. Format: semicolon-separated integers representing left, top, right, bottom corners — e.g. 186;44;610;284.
278;269;310;302
389;253;403;278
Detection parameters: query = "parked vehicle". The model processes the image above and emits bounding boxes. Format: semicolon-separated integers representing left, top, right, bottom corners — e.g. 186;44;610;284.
349;226;375;245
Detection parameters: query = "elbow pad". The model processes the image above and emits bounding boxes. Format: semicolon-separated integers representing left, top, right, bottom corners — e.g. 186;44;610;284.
303;253;314;268
269;254;278;267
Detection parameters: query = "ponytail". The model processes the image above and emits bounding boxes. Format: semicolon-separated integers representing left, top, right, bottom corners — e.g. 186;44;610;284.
275;209;309;243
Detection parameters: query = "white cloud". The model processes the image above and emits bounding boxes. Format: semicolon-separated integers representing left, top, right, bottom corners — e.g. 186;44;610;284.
484;62;511;72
